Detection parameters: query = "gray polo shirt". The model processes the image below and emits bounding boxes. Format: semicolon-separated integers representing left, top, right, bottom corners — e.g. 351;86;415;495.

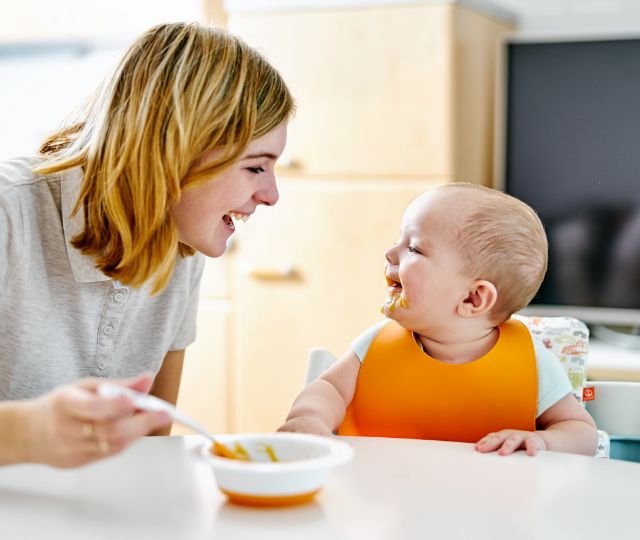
0;157;205;400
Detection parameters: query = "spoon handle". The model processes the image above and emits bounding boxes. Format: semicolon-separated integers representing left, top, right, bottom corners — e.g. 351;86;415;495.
97;382;214;442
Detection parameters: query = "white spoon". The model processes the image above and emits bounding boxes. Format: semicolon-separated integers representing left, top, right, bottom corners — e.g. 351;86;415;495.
97;382;262;460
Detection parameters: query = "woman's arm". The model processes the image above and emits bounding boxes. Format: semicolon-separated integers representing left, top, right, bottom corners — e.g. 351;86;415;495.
0;401;32;465
149;350;185;436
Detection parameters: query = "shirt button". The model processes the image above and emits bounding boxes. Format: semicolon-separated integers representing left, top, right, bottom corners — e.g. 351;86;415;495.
97;361;107;370
103;325;114;335
113;292;125;303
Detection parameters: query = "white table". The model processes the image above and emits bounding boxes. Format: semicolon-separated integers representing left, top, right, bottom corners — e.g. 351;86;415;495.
0;435;637;540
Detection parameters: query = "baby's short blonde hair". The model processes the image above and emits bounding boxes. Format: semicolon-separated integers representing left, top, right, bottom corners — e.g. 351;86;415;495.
440;183;548;322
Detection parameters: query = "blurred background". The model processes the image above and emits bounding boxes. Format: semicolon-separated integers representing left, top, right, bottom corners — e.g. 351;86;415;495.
2;0;640;437
0;0;224;160
5;1;640;160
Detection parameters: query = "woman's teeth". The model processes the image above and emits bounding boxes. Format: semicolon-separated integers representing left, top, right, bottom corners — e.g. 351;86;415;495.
228;211;250;223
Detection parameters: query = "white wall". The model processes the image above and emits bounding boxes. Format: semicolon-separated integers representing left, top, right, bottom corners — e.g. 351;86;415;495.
0;0;202;42
0;0;204;160
493;0;640;37
0;47;125;160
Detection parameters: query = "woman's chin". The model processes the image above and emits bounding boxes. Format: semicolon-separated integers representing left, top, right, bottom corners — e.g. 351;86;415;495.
184;238;228;258
201;243;228;258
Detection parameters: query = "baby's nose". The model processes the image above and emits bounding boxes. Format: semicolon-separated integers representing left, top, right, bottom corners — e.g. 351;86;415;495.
384;247;395;264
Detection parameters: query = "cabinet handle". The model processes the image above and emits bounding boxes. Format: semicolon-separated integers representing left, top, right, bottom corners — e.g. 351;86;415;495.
242;263;298;281
276;158;303;172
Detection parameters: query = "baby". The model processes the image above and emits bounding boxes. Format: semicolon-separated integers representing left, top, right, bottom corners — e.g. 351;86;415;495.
278;183;598;456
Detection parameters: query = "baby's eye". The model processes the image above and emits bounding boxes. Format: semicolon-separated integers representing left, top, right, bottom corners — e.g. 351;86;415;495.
408;245;421;254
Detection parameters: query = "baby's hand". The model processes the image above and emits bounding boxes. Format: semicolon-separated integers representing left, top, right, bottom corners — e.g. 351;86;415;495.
474;429;548;456
277;416;333;437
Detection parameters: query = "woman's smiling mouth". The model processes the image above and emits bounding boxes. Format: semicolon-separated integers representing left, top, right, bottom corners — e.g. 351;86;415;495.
229;211;250;223
222;211;251;231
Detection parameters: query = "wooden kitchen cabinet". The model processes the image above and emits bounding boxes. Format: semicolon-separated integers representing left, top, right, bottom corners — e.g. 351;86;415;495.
227;1;513;183
173;280;234;435
183;1;515;434
229;178;438;432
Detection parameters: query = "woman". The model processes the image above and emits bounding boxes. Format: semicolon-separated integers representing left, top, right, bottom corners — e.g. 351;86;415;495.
0;22;294;467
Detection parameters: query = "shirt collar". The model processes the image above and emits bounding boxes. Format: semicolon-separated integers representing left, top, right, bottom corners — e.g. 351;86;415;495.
60;167;112;283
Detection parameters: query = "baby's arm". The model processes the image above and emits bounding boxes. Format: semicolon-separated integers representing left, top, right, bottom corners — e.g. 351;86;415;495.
277;351;361;436
475;394;598;456
534;394;598;454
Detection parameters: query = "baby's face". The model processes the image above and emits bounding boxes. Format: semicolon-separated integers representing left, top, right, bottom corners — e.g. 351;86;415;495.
382;191;471;334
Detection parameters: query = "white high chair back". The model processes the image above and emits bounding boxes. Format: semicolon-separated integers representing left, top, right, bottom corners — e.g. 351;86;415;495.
305;348;339;386
306;315;610;457
512;315;609;457
513;315;588;402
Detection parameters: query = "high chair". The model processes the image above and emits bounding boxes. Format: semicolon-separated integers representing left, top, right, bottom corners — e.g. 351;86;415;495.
513;315;610;457
306;315;610;457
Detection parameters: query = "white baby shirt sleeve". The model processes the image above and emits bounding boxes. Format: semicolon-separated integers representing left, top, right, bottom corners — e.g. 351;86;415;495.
350;319;390;362
535;339;573;417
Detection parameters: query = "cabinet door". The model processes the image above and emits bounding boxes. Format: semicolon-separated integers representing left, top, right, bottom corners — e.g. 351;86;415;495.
230;179;438;432
228;5;453;177
172;301;232;435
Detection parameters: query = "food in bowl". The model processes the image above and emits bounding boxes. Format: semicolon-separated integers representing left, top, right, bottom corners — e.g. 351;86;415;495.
202;432;354;507
211;440;279;461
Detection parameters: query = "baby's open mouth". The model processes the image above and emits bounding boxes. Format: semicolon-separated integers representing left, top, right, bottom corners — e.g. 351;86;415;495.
382;275;407;312
386;275;402;293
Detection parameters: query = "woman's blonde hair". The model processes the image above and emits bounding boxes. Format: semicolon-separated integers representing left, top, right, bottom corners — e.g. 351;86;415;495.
36;22;294;293
443;183;548;322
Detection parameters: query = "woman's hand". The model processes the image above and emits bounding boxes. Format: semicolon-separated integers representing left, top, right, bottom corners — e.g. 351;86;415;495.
21;373;171;468
474;429;548;456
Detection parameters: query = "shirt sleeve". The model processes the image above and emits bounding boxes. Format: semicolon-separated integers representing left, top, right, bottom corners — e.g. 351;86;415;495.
350;319;390;362
169;254;206;351
0;186;24;292
535;339;573;417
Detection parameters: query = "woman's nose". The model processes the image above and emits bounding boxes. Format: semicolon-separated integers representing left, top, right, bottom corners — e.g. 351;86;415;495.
257;174;280;206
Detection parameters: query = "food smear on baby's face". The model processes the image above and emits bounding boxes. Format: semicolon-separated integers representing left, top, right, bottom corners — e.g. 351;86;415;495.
381;275;408;315
381;291;408;314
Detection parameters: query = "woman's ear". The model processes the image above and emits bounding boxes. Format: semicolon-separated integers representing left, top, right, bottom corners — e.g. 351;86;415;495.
457;280;498;317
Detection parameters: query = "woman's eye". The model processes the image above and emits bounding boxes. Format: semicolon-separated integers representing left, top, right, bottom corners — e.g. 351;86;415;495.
247;166;265;174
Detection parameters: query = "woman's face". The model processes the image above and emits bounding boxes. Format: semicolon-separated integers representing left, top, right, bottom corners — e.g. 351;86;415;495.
173;122;288;257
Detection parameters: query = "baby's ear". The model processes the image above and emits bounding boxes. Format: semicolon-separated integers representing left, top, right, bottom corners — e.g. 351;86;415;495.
457;280;498;317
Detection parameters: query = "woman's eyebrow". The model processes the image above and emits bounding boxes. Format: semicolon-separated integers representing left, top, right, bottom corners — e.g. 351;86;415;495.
241;152;279;160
